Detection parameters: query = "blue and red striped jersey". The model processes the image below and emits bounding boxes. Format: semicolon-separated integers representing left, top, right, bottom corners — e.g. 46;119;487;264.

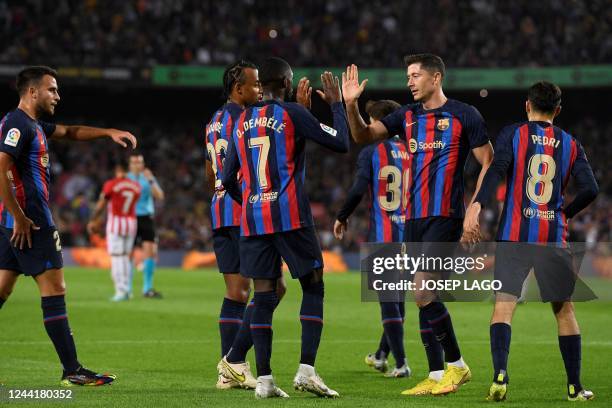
222;100;349;236
0;109;56;228
337;137;408;243
477;121;593;244
380;99;489;220
205;102;242;230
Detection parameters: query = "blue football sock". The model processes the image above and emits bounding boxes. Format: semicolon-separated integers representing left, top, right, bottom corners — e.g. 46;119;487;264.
419;307;444;372
490;323;511;383
250;291;278;377
422;301;461;363
299;280;324;366
226;299;254;363
381;301;406;369
559;334;582;392
143;257;155;293
41;295;80;373
219;298;246;357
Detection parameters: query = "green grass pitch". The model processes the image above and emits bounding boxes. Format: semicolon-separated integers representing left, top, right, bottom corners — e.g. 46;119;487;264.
0;267;610;407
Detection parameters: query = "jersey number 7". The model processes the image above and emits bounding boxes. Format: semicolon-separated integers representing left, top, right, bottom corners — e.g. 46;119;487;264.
248;136;271;190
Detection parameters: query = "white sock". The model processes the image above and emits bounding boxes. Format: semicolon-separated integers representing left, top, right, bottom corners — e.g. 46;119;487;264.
429;370;444;381
110;256;122;295
448;357;466;368
120;254;131;294
298;363;316;376
259;374;273;381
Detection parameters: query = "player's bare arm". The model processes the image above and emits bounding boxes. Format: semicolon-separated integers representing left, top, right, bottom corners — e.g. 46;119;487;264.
50;125;137;149
296;77;313;110
0;152;39;249
144;168;165;200
87;193;107;235
461;142;494;243
342;64;388;143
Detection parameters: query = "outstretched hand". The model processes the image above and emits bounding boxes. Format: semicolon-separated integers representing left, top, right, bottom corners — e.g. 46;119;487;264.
316;71;342;105
296;77;312;109
109;129;137;149
341;64;368;104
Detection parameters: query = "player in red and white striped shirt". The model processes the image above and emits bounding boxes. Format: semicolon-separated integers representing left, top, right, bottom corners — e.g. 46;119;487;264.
88;163;141;301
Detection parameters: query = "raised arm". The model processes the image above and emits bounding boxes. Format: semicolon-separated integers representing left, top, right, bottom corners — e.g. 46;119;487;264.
341;64;389;144
50;124;137;149
293;72;349;153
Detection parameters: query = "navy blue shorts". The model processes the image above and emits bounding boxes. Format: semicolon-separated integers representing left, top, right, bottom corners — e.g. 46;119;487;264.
0;226;63;276
212;226;241;274
403;216;463;242
403;217;462;274
495;242;576;302
239;226;323;280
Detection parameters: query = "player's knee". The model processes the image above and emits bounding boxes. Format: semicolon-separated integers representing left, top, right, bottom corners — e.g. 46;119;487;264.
414;290;436;307
253;278;276;293
491;304;514;324
226;286;250;303
299;269;324;297
552;301;575;318
45;284;66;296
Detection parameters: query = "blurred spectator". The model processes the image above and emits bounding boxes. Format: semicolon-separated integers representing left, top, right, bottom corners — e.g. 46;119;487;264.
0;0;611;68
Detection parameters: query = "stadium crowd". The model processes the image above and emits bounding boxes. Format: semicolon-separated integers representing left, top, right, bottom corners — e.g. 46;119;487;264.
47;115;610;252
1;0;611;68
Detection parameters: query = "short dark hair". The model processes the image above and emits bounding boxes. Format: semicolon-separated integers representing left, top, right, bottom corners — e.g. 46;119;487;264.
222;60;257;99
129;151;143;159
259;57;292;90
365;99;402;121
403;53;446;78
16;66;58;96
527;81;562;114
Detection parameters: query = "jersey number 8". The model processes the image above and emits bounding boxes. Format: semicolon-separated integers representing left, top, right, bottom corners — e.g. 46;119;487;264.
526;153;556;205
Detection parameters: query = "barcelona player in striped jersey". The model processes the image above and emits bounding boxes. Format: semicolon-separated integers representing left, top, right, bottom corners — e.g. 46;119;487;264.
205;60;262;390
207;61;317;389
464;82;598;402
342;54;494;396
0;66;136;386
220;58;349;398
333;99;411;378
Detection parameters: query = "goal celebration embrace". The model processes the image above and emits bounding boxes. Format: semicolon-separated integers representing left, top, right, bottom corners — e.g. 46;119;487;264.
1;2;610;407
